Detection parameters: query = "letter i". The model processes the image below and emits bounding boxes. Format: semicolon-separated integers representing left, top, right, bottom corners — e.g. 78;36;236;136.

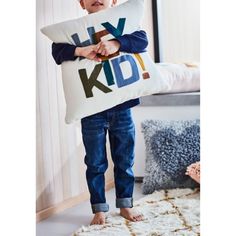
134;54;150;80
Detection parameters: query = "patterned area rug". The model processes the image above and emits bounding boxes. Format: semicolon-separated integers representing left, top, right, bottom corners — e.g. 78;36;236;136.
73;188;200;236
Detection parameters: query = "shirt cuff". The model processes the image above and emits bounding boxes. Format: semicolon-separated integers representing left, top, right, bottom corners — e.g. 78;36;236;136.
115;35;131;52
65;44;78;61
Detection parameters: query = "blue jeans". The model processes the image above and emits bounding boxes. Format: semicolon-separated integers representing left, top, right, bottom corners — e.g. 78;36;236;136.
81;108;135;213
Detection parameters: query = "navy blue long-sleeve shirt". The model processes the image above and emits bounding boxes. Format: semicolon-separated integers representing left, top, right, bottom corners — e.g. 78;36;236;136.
51;30;148;114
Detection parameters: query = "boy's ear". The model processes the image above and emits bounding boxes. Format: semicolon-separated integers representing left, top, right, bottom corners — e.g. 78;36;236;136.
80;0;85;9
112;0;118;7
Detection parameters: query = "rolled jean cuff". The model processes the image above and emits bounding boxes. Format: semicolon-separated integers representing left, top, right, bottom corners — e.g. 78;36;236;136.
116;197;133;208
91;203;109;213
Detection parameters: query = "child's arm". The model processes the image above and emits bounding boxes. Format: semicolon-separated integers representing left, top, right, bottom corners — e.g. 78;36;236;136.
52;43;77;65
51;30;148;65
96;30;148;56
115;30;148;53
52;43;101;65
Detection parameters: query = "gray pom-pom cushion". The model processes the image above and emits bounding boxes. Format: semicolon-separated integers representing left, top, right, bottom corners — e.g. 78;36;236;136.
141;120;200;194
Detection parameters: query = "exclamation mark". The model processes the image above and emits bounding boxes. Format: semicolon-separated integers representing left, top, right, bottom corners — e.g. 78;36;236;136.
134;54;150;80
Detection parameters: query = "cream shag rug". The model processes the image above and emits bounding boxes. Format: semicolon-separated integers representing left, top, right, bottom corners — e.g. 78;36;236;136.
73;188;200;236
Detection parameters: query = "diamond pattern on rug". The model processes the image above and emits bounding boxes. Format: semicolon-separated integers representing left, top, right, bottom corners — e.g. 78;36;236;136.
72;188;200;236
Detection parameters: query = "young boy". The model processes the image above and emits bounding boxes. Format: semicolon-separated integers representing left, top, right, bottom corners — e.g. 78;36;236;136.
52;0;148;225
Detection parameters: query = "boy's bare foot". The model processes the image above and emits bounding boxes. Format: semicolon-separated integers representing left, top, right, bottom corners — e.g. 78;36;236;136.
90;212;106;225
120;208;143;222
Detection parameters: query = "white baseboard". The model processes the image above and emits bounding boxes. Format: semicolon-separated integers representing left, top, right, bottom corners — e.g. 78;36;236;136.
36;180;115;222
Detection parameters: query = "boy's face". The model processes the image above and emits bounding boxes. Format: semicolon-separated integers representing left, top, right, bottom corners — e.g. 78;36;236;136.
80;0;117;14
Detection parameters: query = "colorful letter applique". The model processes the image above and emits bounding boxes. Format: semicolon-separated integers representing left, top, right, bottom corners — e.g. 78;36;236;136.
79;64;112;98
111;55;140;88
75;18;149;98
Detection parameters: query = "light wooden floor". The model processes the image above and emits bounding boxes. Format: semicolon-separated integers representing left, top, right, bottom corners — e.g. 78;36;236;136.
36;183;144;236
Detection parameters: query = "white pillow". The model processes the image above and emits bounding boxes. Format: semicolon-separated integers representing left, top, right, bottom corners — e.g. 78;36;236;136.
156;63;200;94
41;0;199;124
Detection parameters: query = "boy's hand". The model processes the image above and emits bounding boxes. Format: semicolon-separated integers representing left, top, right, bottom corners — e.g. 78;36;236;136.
74;45;102;62
96;40;121;57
